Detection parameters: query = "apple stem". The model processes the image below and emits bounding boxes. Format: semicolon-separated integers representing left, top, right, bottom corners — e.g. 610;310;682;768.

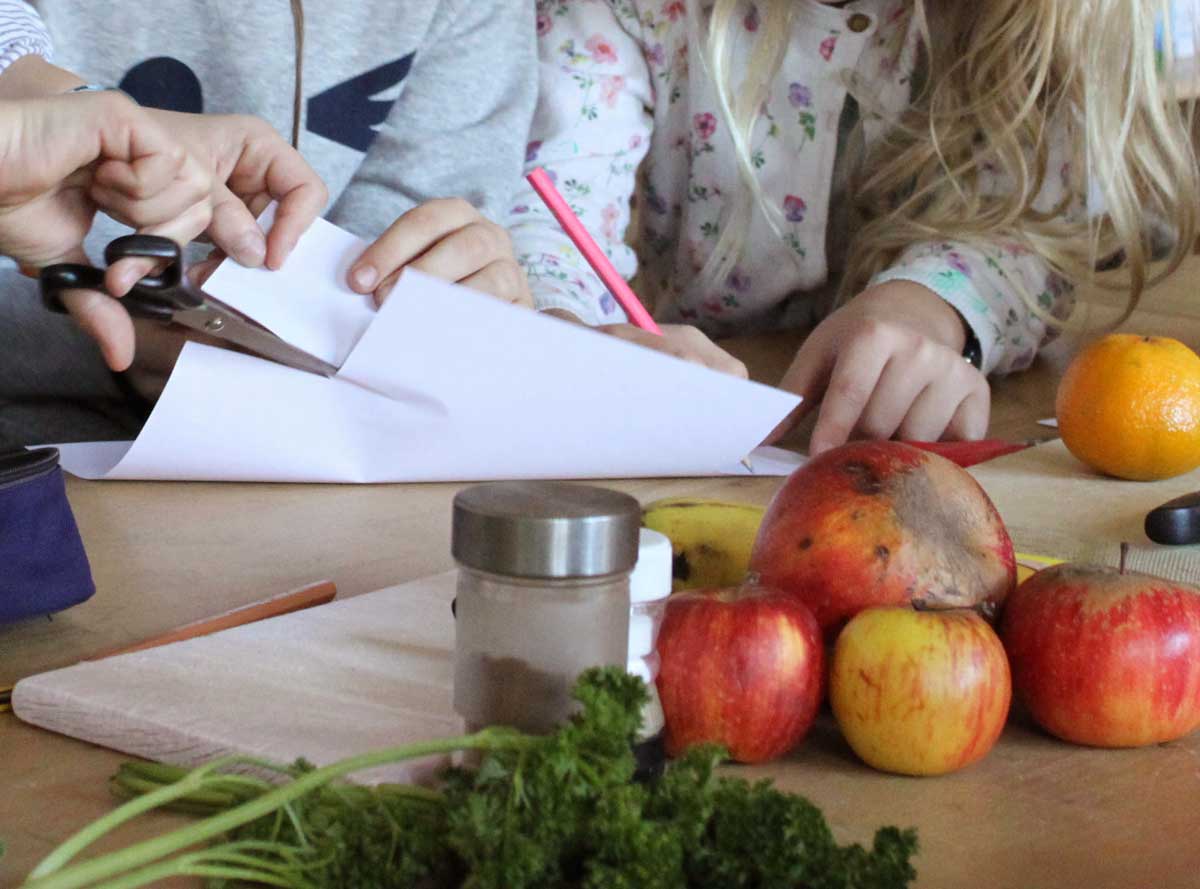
1119;542;1129;575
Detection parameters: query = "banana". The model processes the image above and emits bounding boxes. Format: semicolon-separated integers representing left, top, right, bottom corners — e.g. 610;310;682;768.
641;497;766;592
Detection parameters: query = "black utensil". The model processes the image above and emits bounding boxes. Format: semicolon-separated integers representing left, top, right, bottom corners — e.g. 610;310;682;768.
1145;492;1200;546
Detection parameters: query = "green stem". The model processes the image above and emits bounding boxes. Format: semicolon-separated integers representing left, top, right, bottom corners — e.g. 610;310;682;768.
82;855;307;889
23;728;534;889
374;783;445;805
109;774;245;813
27;755;249;879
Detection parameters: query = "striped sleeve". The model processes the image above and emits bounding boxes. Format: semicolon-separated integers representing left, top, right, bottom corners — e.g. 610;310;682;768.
0;1;51;76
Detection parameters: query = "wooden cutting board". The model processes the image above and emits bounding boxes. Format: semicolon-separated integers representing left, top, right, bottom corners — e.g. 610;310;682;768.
13;571;462;785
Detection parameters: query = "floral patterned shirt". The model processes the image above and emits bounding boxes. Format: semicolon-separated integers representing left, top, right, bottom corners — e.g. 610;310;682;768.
509;0;1076;375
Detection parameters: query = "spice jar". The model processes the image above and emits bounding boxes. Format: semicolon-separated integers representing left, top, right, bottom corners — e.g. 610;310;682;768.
452;481;639;735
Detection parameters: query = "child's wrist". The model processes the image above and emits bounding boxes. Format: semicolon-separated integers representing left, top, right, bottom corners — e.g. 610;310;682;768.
854;280;967;352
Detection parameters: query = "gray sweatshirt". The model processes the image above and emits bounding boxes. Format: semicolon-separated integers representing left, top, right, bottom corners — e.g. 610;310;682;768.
0;0;535;448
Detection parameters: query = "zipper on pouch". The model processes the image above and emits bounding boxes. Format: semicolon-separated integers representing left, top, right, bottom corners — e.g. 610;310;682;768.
0;448;60;491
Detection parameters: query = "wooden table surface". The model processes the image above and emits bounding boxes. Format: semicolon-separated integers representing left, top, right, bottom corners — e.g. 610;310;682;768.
3;260;1200;888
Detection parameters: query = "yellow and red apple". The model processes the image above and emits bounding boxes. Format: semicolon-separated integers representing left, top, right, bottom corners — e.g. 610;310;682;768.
1001;564;1200;747
655;584;823;764
830;605;1011;776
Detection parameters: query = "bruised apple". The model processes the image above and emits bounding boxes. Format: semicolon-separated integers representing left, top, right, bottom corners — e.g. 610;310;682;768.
656;584;823;763
831;606;1011;776
1001;564;1200;747
749;441;1015;635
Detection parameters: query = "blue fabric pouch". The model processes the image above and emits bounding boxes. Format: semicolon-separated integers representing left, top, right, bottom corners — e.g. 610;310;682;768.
0;448;95;623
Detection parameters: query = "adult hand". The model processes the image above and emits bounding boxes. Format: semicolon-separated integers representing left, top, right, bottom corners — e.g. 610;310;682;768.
87;110;328;373
0;91;211;272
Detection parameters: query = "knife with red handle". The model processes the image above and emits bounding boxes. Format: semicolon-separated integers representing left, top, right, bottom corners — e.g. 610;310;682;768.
904;440;1029;468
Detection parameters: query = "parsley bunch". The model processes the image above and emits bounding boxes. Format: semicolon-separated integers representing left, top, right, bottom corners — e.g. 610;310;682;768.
20;668;916;889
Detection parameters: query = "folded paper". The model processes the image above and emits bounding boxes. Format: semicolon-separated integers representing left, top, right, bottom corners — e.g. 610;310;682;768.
55;214;803;482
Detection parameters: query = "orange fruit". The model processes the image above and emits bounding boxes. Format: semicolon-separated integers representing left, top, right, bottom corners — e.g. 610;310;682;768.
1056;334;1200;481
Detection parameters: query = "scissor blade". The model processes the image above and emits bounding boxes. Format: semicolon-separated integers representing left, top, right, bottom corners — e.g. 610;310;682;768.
171;304;340;378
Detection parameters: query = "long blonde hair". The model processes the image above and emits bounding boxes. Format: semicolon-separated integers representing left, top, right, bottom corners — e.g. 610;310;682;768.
696;0;1199;323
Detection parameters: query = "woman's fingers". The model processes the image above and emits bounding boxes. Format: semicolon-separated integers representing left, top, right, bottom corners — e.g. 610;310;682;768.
204;183;268;268
58;287;136;372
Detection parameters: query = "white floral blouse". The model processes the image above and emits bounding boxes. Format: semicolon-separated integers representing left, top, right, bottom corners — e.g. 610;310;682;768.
508;0;1076;375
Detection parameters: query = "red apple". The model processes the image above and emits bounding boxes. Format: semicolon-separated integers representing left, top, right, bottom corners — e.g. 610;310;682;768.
1001;563;1200;747
656;584;823;763
749;441;1015;635
831;605;1011;776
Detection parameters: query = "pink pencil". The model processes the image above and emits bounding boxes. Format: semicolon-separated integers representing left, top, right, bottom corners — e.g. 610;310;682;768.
526;167;663;335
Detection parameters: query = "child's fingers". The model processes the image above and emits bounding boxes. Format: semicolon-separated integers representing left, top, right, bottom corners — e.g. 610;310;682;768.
777;334;831;403
855;357;933;441
765;339;831;445
896;381;962;443
942;381;991;442
808;338;890;456
57;287;137;372
598;323;748;378
669;327;748;378
405;220;514;286
349;198;480;292
898;367;988;441
458;260;533;308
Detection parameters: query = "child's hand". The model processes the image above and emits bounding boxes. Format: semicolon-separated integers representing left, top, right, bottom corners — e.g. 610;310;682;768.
348;199;531;308
772;281;990;453
600;323;749;378
541;308;748;378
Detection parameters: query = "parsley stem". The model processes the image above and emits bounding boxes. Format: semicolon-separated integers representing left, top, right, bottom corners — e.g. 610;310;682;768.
23;728;536;889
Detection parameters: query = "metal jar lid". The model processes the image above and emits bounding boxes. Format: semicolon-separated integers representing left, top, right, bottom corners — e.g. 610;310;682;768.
452;482;641;579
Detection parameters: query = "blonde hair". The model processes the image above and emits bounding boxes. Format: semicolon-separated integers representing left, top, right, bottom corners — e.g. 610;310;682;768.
695;0;1199;324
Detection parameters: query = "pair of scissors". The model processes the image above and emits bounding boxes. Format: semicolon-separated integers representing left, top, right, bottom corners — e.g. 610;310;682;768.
39;234;339;378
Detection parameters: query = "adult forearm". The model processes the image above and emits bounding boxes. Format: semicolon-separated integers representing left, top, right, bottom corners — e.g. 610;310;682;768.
0;53;82;99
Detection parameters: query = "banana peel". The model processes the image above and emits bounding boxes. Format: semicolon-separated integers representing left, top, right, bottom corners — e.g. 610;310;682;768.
641;497;766;592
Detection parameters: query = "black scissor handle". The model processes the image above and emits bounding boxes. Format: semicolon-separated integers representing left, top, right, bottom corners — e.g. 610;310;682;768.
39;236;195;322
39;264;107;314
103;234;184;292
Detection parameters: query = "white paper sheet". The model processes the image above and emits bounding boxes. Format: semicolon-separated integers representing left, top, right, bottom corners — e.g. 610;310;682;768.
202;207;376;366
55;214;803;483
